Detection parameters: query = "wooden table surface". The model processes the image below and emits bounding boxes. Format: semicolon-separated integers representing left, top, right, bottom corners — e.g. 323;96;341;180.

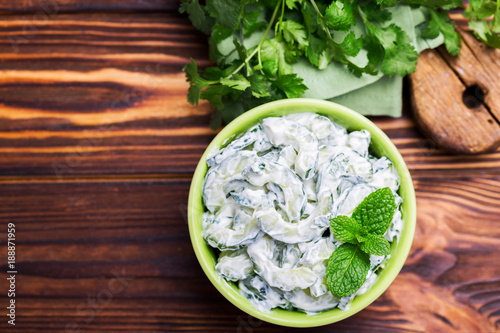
0;1;499;332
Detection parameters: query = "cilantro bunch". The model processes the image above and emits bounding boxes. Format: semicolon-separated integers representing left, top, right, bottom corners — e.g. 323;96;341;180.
465;0;500;48
327;187;396;298
180;0;463;128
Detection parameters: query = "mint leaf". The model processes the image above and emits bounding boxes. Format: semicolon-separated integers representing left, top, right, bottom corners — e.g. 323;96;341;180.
326;243;370;298
352;187;396;235
359;233;391;256
330;216;361;244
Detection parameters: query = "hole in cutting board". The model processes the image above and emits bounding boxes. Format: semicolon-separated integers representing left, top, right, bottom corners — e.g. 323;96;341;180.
462;84;485;109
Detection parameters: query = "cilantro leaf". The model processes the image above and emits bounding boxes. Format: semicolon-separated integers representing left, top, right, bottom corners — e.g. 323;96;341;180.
326;243;371;298
248;73;271;98
305;34;329;69
465;0;496;19
203;66;224;81
424;9;461;56
402;0;456;7
220;74;251;91
324;0;356;32
493;9;500;34
469;19;500;48
285;0;302;10
359;233;391;256
208;37;223;63
369;23;419;76
376;0;398;6
330;216;361;244
352;187;396;235
242;10;267;36
271;73;308;98
182;0;499;128
362;2;392;23
183;58;214;105
200;84;232;109
340;31;363;57
209;110;222;129
281;20;309;50
179;0;214;34
382;41;419;77
301;1;320;34
441;0;463;10
260;38;293;77
211;24;233;43
205;0;241;29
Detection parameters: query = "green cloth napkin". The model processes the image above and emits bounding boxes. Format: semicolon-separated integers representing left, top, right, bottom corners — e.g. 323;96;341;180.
218;5;445;117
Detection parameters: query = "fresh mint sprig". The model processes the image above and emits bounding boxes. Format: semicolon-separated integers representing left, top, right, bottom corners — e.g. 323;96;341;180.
326;187;397;298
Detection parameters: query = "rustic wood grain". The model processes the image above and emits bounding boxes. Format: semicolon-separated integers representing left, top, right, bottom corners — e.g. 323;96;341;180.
1;177;500;332
440;29;500;122
1;13;499;177
0;0;180;13
0;12;216;176
410;29;500;154
0;2;500;332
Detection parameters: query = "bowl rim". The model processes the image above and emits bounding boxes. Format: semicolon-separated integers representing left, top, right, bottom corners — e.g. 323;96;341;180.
188;98;416;327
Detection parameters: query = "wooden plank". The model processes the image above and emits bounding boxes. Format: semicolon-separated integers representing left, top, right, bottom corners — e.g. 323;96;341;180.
0;177;499;331
0;12;218;176
0;71;216;176
439;29;500;122
0;13;498;177
0;13;210;71
0;297;422;332
0;72;498;177
410;29;500;154
0;0;180;13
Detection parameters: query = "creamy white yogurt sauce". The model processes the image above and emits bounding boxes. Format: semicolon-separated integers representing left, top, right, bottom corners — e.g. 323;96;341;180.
203;113;403;314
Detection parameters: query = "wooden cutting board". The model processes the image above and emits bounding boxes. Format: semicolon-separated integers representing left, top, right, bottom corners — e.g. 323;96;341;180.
410;28;500;154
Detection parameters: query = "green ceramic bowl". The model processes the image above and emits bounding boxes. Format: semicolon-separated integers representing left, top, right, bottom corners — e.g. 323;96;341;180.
188;99;416;327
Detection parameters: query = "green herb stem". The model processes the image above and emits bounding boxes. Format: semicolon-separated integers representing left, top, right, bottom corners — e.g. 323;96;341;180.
229;0;282;78
309;0;333;41
279;0;286;36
